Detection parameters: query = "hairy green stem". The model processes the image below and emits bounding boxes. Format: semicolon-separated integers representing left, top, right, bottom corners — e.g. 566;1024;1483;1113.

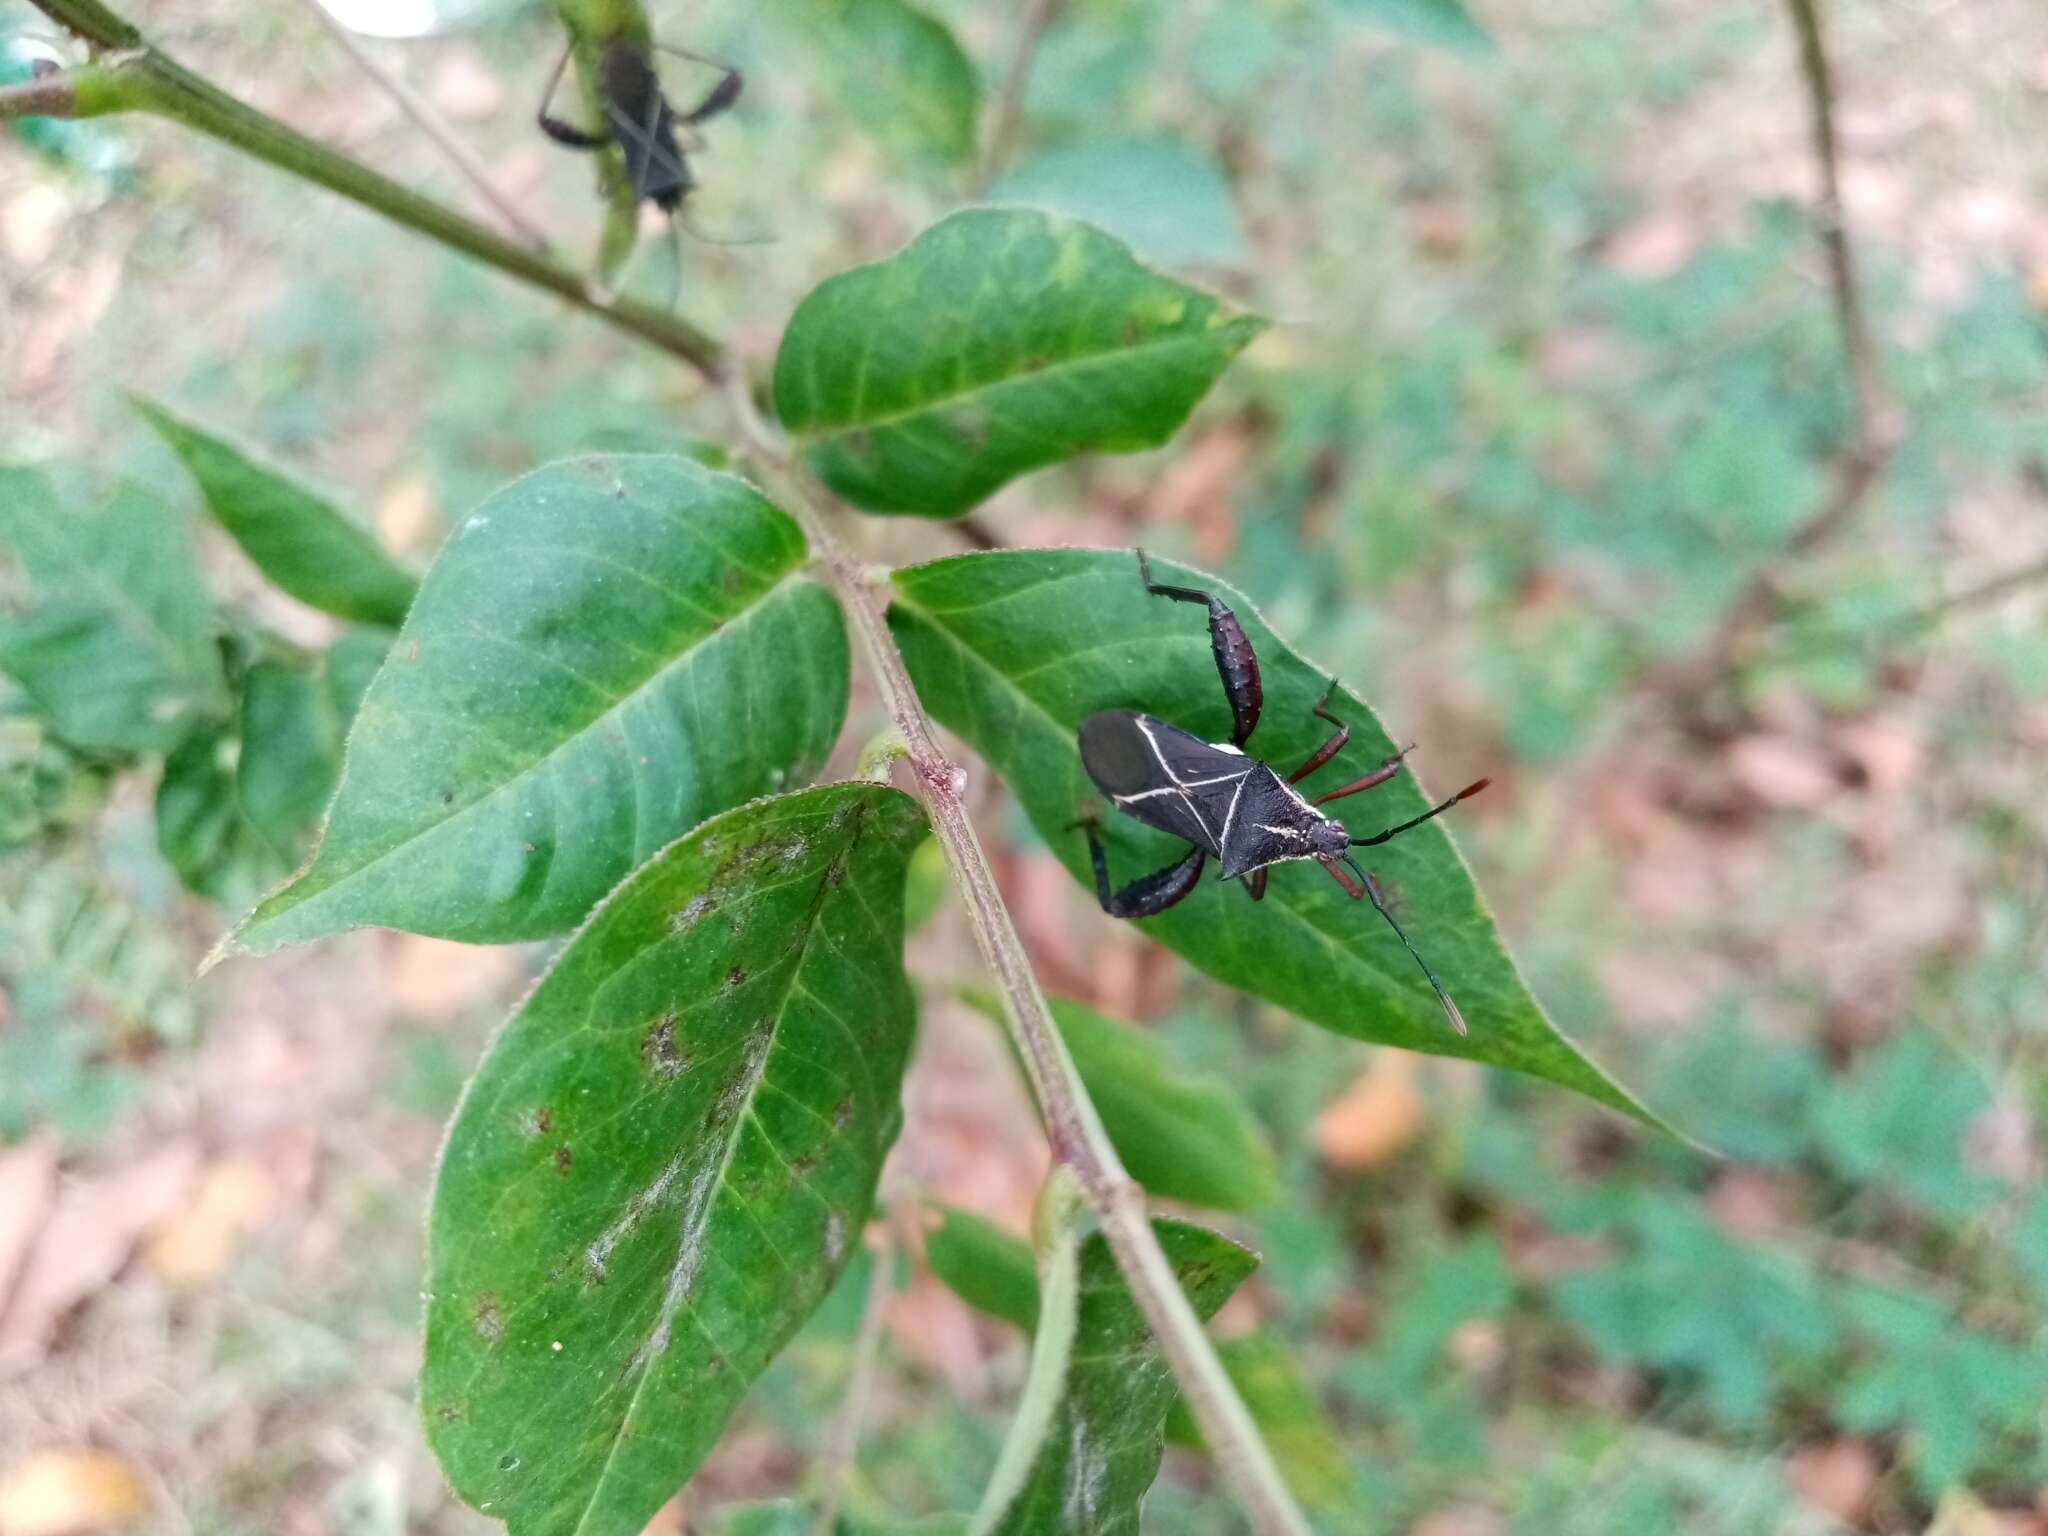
21;0;1310;1526
292;0;551;251
724;381;1313;1536
23;0;725;376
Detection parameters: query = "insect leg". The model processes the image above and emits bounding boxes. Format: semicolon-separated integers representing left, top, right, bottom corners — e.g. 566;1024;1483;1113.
1310;748;1412;805
680;64;743;125
1348;779;1490;847
1241;866;1268;903
1081;821;1207;919
1134;549;1262;747
1286;683;1353;783
536;44;611;149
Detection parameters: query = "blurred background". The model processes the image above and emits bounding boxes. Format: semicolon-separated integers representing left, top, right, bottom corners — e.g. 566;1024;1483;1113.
2;0;2045;1531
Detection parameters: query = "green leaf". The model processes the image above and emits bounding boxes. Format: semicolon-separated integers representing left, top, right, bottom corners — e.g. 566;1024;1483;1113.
156;723;288;906
136;400;419;629
1368;1235;1516;1389
236;630;387;856
974;1219;1255;1535
902;831;948;932
224;456;849;953
924;1204;1040;1332
1332;0;1494;52
1813;1031;2002;1221
422;783;927;1536
1832;1284;2046;1497
778;0;979;164
1163;1333;1353;1512
774;209;1265;519
926;1206;1350;1510
889;549;1652;1121
1553;1199;1833;1428
989;139;1249;270
1647;1003;1822;1166
965;989;1279;1211
0;469;228;755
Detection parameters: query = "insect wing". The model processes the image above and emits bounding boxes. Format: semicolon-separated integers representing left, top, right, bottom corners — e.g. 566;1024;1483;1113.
602;52;691;209
1079;711;1250;857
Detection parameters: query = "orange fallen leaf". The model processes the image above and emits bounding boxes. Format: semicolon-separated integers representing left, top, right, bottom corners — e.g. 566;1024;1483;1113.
1787;1437;1879;1525
1728;733;1839;810
1407;1505;1504;1536
0;1448;147;1536
374;474;437;557
0;1131;60;1315
1604;213;1697;279
1314;1051;1425;1170
145;1156;278;1288
0;1141;200;1377
385;934;522;1021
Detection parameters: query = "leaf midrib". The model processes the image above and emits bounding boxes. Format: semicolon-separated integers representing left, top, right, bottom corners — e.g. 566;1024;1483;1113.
569;795;875;1536
792;318;1260;440
245;569;816;935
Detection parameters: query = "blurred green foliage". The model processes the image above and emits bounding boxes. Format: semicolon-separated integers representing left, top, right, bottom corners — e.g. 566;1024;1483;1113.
2;0;2043;1528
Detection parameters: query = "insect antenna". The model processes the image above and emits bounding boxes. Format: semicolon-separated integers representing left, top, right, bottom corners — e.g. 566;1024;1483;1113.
1343;855;1467;1036
672;208;776;247
1350;778;1490;848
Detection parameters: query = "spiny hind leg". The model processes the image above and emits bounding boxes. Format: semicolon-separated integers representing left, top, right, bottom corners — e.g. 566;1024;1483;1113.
1079;820;1207;919
1134;549;1262;747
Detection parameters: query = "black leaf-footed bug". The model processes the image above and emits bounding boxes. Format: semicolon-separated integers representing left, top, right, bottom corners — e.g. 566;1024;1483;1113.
1076;552;1489;1035
536;39;746;239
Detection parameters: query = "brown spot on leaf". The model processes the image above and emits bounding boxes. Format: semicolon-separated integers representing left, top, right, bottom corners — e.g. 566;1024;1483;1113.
642;1012;688;1079
521;1107;552;1138
722;965;747;996
831;1094;853;1131
473;1293;504;1344
554;1145;573;1175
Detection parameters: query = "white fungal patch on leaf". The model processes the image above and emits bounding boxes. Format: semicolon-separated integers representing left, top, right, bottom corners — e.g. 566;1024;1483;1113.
668;893;716;935
584;1153;690;1287
629;1022;775;1373
1060;1417;1108;1526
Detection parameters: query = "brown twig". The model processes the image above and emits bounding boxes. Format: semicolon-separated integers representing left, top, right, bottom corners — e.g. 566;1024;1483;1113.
1650;0;1898;703
22;0;725;377
722;378;1312;1536
976;0;1059;193
810;1220;896;1536
291;0;552;252
18;0;1305;1523
0;69;77;119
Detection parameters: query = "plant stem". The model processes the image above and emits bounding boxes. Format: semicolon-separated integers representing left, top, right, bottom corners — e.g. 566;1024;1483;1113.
22;0;1305;1523
1653;0;1897;701
0;71;77;119
726;381;1312;1536
811;1221;896;1536
23;0;725;377
977;0;1059;192
291;0;553;252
